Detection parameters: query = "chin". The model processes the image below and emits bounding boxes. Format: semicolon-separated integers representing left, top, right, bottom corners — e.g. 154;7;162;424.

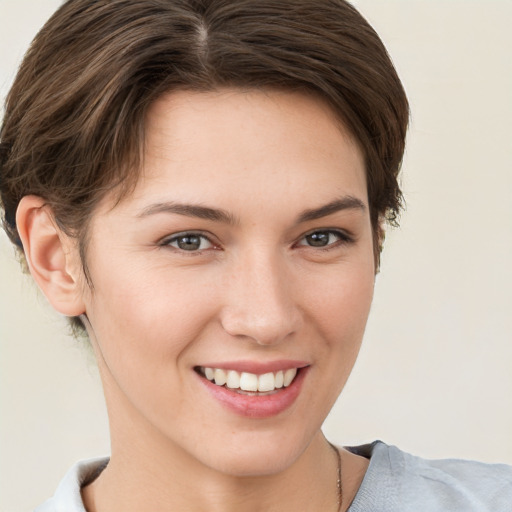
208;452;298;478
196;429;317;478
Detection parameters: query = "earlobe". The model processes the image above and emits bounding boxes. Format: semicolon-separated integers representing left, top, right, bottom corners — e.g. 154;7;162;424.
16;196;86;317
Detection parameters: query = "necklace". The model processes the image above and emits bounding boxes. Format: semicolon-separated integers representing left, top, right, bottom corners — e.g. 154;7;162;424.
328;441;343;511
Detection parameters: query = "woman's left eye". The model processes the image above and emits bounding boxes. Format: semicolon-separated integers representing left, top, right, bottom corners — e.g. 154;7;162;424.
162;233;214;252
296;230;351;249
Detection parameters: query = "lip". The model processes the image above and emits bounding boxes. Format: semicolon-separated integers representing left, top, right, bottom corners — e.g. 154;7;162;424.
195;362;309;419
197;359;310;374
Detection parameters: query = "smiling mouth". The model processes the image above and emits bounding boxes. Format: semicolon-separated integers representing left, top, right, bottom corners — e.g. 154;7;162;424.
195;366;299;395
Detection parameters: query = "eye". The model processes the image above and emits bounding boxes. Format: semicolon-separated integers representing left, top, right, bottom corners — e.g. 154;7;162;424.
162;232;214;252
296;230;351;249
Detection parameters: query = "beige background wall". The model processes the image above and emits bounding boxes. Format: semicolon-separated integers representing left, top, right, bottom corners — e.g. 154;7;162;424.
1;1;511;510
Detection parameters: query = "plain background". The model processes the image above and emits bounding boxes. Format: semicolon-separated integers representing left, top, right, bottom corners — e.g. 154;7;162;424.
1;0;511;510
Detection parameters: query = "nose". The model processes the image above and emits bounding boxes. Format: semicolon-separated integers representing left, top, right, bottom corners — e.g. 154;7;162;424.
220;251;303;346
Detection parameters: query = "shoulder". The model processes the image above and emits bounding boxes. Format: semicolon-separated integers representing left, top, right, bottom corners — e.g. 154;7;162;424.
347;441;512;512
34;457;108;512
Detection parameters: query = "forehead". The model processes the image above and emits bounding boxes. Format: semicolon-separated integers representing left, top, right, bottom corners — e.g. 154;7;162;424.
104;88;367;217
145;88;360;163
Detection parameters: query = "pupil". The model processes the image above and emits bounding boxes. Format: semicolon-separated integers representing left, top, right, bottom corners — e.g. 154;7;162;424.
307;232;329;247
178;235;201;251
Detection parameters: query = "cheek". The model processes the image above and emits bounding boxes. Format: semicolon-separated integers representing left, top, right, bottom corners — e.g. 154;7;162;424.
294;262;375;426
83;264;221;422
305;262;375;341
84;260;220;368
301;264;374;400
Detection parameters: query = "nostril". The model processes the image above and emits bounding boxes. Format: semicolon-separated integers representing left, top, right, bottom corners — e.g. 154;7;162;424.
220;310;301;346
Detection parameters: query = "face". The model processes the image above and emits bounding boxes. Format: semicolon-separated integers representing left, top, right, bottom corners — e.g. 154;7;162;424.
80;89;375;476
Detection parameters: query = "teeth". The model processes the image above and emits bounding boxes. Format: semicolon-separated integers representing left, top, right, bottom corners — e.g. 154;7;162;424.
284;368;297;387
201;366;299;392
258;372;275;392
275;370;284;389
226;370;240;389
214;368;227;386
240;372;259;392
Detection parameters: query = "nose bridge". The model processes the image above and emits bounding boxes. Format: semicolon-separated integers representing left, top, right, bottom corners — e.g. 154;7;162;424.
221;246;301;345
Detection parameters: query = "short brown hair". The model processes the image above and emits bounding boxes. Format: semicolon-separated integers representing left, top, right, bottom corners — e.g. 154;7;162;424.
0;0;408;280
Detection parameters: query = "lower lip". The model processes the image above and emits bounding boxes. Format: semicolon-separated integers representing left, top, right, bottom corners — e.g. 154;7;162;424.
197;368;308;419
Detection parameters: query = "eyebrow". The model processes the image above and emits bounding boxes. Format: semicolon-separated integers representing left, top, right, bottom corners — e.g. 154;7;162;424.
297;196;366;223
136;195;365;225
137;202;238;224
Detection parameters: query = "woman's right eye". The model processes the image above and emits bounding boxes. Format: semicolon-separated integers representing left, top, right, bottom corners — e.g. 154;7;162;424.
162;233;214;252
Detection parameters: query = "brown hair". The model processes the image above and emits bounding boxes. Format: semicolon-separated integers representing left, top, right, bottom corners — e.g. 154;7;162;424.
0;0;409;328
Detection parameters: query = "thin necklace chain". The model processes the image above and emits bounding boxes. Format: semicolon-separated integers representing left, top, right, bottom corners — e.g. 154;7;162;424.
328;441;343;511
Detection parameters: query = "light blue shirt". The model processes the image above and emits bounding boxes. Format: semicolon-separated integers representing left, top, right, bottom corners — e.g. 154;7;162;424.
346;442;512;511
35;441;512;511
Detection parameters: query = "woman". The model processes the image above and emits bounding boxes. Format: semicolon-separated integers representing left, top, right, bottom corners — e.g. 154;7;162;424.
1;1;510;511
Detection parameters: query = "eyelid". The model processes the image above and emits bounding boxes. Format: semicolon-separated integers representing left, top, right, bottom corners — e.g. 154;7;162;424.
294;228;355;249
156;228;354;252
158;230;219;250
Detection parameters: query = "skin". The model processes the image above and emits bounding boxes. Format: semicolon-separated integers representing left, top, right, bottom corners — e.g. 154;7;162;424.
18;89;374;511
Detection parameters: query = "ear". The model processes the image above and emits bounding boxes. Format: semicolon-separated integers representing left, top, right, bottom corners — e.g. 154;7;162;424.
16;196;86;316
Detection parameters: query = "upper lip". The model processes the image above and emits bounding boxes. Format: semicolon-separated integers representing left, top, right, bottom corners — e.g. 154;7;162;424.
195;360;310;374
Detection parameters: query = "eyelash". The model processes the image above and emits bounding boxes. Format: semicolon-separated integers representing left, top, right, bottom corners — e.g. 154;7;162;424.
294;229;354;251
159;229;353;254
159;231;217;253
